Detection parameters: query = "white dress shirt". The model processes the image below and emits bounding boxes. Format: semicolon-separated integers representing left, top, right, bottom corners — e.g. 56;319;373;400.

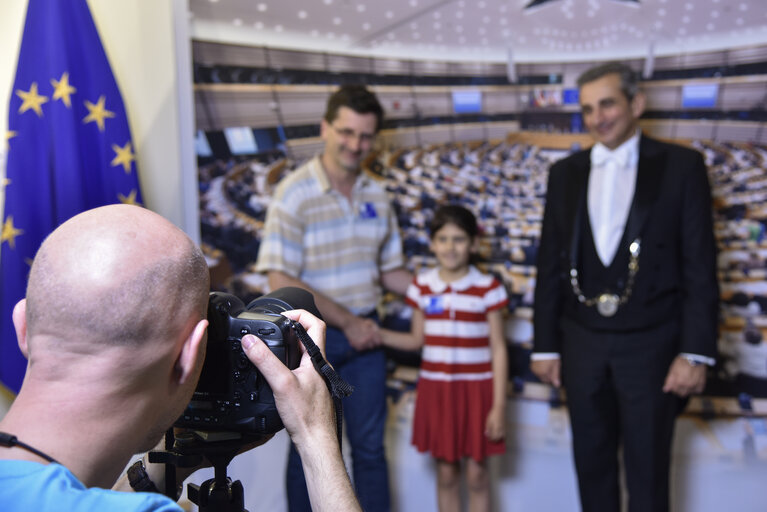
588;132;639;266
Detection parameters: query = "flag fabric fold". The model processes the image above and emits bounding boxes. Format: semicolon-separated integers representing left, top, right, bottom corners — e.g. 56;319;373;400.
1;0;142;393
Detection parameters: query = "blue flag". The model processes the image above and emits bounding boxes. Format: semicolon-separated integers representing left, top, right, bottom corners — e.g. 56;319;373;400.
1;0;142;393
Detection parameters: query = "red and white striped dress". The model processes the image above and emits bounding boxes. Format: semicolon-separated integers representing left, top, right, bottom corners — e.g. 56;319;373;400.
405;265;508;462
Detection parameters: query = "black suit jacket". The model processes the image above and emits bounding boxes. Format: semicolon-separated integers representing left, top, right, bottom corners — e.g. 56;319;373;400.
533;135;719;359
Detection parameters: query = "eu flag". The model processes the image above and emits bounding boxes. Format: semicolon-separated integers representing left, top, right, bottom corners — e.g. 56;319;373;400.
1;0;142;393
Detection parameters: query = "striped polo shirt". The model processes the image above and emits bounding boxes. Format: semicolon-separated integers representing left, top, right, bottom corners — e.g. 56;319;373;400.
406;266;508;382
256;156;404;314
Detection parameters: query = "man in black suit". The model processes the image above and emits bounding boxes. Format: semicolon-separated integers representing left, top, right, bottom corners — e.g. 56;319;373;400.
531;62;719;512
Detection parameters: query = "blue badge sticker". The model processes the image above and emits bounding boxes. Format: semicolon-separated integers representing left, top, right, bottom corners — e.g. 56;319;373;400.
359;202;378;219
425;295;445;314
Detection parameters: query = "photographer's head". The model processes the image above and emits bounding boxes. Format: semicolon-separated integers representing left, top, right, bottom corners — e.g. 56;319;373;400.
5;204;209;482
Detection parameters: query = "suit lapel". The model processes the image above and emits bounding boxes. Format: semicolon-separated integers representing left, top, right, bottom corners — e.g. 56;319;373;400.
563;151;591;256
625;135;664;244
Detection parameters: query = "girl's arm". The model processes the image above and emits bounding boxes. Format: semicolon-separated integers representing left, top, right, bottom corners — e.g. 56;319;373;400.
379;309;425;351
485;308;508;441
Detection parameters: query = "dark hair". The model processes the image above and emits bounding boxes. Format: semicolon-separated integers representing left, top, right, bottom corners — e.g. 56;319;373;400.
323;85;384;132
576;61;640;101
429;204;479;240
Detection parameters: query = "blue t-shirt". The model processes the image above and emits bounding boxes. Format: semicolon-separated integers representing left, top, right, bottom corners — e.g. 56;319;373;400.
0;460;182;512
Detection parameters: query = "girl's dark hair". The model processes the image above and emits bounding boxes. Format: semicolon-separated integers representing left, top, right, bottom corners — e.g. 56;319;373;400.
429;204;479;239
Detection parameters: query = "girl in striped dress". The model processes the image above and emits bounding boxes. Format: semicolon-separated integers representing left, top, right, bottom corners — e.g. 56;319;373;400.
381;204;508;512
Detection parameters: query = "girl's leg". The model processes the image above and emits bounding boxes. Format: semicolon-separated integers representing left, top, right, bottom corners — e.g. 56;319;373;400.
436;459;461;512
466;458;490;512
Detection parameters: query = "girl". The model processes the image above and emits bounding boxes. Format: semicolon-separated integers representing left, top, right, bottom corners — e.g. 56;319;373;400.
381;204;508;512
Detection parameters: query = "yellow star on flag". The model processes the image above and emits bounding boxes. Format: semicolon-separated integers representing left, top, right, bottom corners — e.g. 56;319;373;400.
51;72;76;108
1;176;10;188
118;189;139;206
16;82;48;117
83;95;115;132
5;130;17;150
1;216;24;250
111;142;136;173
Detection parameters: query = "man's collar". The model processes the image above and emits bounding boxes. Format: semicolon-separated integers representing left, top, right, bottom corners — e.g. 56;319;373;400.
313;155;366;194
591;129;641;168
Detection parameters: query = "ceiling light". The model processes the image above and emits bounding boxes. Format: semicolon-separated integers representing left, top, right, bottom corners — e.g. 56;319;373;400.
298;10;307;19
333;17;342;24
363;22;371;30
410;0;418;6
233;18;242;26
257;3;267;12
275;24;283;32
357;4;366;12
386;11;394;18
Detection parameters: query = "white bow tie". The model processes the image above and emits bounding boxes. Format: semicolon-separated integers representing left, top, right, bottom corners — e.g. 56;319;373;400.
591;143;632;168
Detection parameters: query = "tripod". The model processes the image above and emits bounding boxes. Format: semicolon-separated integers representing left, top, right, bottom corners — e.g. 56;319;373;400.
150;430;251;512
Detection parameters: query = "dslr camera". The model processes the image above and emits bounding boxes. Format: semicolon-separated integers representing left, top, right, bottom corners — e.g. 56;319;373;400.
175;287;318;440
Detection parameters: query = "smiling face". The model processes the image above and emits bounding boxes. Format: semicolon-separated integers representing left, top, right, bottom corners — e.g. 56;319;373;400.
429;222;476;276
579;72;645;150
320;106;377;175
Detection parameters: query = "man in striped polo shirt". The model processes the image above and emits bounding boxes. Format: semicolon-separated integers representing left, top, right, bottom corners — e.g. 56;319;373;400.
256;85;411;512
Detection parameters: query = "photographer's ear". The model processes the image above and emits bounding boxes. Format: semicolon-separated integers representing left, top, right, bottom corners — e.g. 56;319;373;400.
12;299;29;358
175;319;209;385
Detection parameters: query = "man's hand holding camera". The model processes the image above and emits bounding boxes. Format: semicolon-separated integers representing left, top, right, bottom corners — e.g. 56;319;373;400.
242;309;361;512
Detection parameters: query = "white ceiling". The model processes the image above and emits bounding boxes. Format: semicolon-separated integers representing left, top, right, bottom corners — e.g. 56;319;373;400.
188;0;767;64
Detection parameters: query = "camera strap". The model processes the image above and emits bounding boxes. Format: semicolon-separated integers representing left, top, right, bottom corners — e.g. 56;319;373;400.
0;432;60;465
291;321;354;450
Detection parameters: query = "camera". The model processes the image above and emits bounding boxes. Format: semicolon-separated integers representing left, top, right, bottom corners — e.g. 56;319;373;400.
175;287;319;439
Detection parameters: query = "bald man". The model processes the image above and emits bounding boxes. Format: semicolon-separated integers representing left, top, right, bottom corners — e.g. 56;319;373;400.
0;204;360;512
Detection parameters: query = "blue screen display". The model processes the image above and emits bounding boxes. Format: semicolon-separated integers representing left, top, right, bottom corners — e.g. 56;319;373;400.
452;90;482;114
681;84;719;108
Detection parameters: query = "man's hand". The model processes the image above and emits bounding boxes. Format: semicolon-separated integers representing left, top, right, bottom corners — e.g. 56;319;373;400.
531;358;562;388
343;316;381;351
241;309;363;512
662;356;707;397
241;309;334;448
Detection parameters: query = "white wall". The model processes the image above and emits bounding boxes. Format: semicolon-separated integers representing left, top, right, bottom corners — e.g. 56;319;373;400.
0;0;197;413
